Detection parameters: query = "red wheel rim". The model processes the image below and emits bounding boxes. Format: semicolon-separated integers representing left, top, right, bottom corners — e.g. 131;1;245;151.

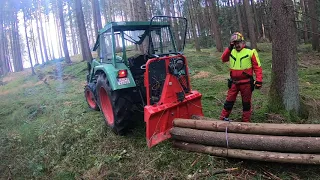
99;87;114;125
85;89;96;108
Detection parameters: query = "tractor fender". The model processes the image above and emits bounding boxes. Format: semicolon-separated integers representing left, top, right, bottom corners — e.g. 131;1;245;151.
93;63;136;91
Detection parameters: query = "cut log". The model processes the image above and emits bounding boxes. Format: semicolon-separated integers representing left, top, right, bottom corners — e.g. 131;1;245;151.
170;127;320;153
173;141;320;164
173;118;320;136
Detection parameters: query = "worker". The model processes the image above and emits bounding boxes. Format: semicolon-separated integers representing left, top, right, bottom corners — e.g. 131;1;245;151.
219;32;263;122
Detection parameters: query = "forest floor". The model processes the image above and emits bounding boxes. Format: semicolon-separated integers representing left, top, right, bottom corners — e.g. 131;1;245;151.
1;43;320;179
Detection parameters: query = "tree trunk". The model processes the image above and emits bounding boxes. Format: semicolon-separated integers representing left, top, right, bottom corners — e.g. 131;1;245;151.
58;0;71;63
30;20;39;65
137;0;147;21
171;127;320;153
39;12;49;62
47;14;55;60
127;0;134;21
136;0;148;53
173;142;320;164
234;0;244;34
92;0;98;39
186;1;201;52
146;0;152;18
269;0;300;113
170;0;183;51
11;11;23;72
0;6;9;75
308;0;319;51
207;0;223;52
6;37;13;72
164;0;170;16
243;0;257;49
191;0;202;39
173;118;320;136
262;0;272;41
54;12;62;58
250;0;260;40
23;10;36;75
35;12;45;64
92;0;103;55
68;3;78;55
301;0;309;43
75;0;93;62
101;0;108;24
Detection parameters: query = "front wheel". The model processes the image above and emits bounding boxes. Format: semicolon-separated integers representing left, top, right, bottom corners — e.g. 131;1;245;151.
84;83;99;111
96;74;133;135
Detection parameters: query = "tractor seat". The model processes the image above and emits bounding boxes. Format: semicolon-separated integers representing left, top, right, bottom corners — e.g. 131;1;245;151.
128;54;148;76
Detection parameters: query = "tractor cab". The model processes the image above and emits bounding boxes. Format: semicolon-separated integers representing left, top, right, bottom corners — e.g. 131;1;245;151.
85;16;203;147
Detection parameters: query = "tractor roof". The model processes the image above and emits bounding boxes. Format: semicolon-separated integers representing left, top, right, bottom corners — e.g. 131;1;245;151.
99;21;170;34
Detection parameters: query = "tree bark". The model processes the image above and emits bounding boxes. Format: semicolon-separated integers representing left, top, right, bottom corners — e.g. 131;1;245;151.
11;11;23;72
173;141;320;164
173;118;320;136
234;0;244;34
171;127;320;153
54;11;62;58
39;11;49;62
46;14;56;59
269;0;300;113
243;0;257;49
30;20;39;65
250;0;260;39
0;6;9;75
75;0;93;62
186;0;201;52
207;0;223;52
68;3;78;55
23;10;36;75
308;0;319;51
36;0;49;63
92;0;98;39
146;0;152;18
35;11;45;64
58;0;71;63
92;0;103;55
301;0;308;43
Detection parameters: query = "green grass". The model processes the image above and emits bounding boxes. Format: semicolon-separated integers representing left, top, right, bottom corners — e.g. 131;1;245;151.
1;43;320;179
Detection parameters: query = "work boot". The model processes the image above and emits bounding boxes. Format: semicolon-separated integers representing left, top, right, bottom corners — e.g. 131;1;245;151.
242;111;251;122
220;109;231;120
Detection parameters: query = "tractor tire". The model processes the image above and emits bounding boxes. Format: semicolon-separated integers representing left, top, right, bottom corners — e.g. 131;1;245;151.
84;83;100;111
96;74;133;135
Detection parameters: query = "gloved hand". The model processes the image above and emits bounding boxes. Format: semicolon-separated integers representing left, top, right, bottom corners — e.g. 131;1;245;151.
255;81;262;89
228;42;234;50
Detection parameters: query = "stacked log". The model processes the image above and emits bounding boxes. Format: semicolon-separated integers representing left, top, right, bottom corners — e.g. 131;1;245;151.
170;118;320;164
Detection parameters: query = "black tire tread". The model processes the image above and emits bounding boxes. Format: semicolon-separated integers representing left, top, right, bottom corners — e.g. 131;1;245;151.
84;83;100;111
96;74;133;135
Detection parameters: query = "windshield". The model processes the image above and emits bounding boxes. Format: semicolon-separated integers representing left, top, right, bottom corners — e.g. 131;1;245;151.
99;30;148;62
149;16;187;55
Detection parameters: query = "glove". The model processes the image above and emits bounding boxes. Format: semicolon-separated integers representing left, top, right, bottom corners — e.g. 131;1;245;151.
255;81;262;89
228;42;234;50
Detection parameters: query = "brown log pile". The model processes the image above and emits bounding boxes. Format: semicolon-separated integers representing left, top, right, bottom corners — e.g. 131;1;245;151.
171;118;320;164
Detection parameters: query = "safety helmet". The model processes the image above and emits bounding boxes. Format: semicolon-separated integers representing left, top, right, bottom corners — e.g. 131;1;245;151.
230;32;244;42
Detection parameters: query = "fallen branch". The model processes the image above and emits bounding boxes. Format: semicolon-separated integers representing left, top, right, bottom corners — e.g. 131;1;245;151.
212;167;238;175
173;141;320;164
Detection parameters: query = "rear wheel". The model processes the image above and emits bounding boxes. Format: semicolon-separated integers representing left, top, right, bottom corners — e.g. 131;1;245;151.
84;83;99;111
96;74;133;135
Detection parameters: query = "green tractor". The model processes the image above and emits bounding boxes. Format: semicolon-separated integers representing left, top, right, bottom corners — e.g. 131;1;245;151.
84;16;203;147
